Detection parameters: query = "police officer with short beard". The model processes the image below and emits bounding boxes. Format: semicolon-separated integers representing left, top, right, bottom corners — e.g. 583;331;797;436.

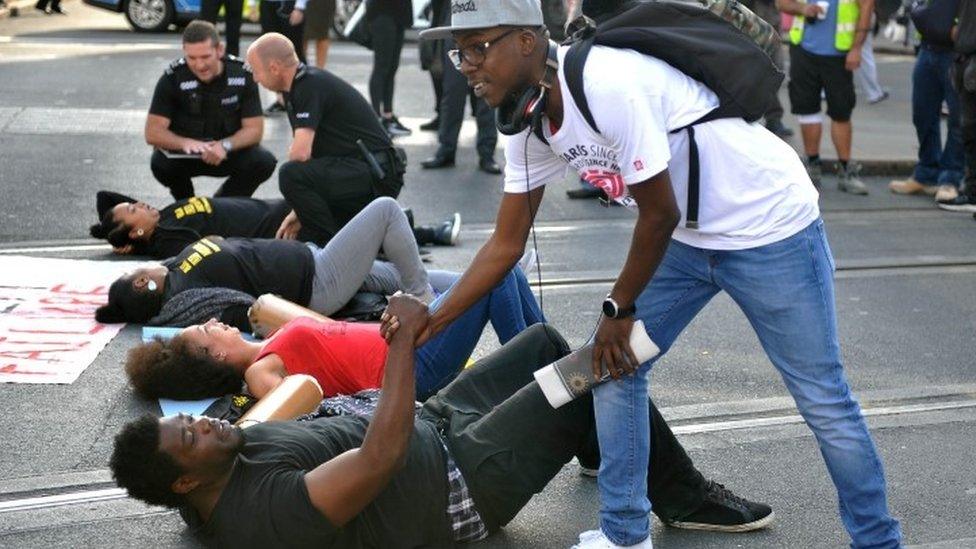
146;20;277;201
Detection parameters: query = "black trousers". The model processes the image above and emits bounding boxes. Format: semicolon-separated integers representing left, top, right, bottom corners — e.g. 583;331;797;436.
956;55;976;195
367;12;405;114
259;1;305;63
278;153;403;245
420;325;705;532
150;145;276;200
437;39;497;159
201;0;243;57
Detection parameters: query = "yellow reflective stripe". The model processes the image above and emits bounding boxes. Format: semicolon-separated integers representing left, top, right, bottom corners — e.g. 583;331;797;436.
790;12;805;45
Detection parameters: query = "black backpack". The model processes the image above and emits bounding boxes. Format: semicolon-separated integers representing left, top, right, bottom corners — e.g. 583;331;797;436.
560;1;784;228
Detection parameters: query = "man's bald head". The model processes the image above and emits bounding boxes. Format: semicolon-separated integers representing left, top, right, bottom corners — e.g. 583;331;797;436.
248;33;299;67
246;33;299;92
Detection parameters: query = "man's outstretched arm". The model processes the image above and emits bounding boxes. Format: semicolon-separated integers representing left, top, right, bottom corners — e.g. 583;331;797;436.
302;293;425;526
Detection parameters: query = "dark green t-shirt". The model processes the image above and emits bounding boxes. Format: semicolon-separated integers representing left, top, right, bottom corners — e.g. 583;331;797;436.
180;417;454;548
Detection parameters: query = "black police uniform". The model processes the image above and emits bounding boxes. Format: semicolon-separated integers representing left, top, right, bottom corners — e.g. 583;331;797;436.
148;55;277;201
279;63;407;244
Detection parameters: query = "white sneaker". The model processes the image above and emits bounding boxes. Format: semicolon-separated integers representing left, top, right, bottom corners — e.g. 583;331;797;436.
571;529;653;549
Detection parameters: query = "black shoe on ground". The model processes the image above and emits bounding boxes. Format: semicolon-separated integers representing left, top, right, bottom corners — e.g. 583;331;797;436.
662;480;774;533
421;150;456;169
50;4;66;13
765;119;794;138
868;90;890;105
264;101;286;116
383;115;412;137
938;193;976;213
419;116;440;132
478;156;502;175
34;2;51;13
566;186;608;200
432;213;461;246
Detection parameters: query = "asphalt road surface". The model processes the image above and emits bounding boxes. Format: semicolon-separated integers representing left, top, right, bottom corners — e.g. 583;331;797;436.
1;4;975;548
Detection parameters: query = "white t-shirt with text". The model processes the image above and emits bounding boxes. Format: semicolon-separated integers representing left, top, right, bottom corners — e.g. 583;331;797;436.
503;45;820;250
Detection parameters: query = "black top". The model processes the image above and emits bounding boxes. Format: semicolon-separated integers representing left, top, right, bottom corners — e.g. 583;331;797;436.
180;418;454;548
151;197;292;259
163;237;314;306
366;0;413;26
149;55;262;140
957;0;976;53
283;64;392;158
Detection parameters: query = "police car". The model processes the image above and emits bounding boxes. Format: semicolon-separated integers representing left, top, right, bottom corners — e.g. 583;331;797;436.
82;0;200;33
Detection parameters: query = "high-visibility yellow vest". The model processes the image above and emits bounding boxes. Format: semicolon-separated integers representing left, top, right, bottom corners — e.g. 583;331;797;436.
789;0;860;52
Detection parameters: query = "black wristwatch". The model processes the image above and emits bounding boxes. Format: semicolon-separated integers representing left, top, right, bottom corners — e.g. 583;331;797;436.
602;296;636;319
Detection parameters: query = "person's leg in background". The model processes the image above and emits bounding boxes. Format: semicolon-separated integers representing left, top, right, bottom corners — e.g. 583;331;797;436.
854;22;888;105
423;39;467;169
303;0;333;68
421;70;444;130
282;1;306;63
223;0;243;57
892;46;957;198
789;45;827;187
823;53;868;195
940;55;976;211
933;49;964;199
715;220;902;548
368;12;410;135
214;145;277;197
473;90;501;174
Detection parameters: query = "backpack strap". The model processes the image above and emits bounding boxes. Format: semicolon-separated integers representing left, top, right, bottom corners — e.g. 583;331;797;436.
564;37;600;135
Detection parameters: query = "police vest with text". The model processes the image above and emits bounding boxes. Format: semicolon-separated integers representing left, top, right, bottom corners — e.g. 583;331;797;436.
167;56;250;141
788;0;860;51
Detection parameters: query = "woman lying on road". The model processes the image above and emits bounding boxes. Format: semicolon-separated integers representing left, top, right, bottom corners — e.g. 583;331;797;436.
124;267;543;401
89;190;461;259
95;198;457;326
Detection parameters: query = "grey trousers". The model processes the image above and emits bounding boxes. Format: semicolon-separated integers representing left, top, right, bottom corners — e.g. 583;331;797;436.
306;197;453;315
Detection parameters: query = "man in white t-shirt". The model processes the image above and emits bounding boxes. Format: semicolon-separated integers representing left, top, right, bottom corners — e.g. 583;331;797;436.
401;1;903;548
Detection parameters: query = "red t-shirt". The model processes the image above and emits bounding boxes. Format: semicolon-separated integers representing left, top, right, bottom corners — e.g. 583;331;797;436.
255;317;388;397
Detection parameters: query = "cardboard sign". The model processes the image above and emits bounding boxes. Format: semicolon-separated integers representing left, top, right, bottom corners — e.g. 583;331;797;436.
0;255;143;384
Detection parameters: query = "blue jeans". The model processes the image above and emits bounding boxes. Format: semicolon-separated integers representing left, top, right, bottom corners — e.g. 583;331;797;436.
912;45;964;186
414;268;545;399
593;220;902;548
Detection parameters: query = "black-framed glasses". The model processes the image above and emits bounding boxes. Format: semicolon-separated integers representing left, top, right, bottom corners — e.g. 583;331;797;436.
447;28;520;70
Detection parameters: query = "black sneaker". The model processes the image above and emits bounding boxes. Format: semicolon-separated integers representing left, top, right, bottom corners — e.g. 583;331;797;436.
662;480;774;533
937;193;976;213
432;213;461;246
264;101;286;116
419;116;440;131
384;115;412;137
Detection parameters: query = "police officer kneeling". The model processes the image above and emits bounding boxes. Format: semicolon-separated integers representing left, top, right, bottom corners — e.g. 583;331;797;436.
146;20;277;201
246;33;408;245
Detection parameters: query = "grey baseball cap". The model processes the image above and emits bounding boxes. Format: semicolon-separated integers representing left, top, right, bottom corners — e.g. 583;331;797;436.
419;0;544;40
